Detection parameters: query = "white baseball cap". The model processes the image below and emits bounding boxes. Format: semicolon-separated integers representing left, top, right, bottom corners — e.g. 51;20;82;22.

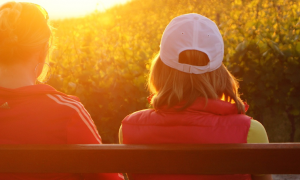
160;13;224;74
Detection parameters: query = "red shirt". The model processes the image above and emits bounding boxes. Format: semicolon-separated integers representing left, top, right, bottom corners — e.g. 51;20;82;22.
0;84;121;180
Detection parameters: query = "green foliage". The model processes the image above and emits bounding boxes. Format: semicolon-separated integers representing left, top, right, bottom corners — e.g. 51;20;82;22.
48;0;300;143
224;0;300;142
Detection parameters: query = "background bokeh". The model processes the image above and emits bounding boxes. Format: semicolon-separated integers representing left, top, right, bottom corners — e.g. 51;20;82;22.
48;0;300;143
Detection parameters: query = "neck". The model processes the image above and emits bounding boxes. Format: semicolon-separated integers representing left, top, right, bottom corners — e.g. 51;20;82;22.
0;63;36;89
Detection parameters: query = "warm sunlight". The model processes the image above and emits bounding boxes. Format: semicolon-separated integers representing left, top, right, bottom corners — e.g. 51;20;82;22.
0;0;299;179
0;0;129;19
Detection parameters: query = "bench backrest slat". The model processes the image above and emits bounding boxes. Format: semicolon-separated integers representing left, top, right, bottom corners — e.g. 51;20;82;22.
0;143;299;174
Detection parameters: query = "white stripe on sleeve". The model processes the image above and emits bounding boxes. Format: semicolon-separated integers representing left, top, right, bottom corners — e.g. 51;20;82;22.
55;95;100;136
47;94;102;144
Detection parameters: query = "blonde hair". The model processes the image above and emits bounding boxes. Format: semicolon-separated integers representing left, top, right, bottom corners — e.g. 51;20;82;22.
0;2;52;74
148;50;245;114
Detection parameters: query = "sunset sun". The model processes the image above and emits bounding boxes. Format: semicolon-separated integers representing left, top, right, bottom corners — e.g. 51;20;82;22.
5;0;129;19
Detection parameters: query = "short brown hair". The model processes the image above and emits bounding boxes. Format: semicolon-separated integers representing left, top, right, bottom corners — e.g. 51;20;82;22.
148;50;245;113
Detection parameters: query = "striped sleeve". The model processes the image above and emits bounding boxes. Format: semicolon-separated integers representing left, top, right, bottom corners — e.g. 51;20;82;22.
47;94;102;144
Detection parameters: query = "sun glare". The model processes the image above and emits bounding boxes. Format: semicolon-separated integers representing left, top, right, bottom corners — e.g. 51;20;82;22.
1;0;129;19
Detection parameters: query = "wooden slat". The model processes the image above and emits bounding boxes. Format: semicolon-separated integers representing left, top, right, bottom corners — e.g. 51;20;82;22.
0;143;299;174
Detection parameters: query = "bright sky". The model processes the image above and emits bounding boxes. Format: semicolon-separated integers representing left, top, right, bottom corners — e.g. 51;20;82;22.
0;0;129;19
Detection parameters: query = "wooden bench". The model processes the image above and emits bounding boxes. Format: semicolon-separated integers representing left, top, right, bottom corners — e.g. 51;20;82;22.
0;143;299;174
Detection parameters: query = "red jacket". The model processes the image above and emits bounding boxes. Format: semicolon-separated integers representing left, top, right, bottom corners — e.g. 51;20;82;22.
122;98;252;180
0;84;120;180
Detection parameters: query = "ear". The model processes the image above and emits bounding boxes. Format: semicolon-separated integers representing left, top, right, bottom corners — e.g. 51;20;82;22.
38;42;49;63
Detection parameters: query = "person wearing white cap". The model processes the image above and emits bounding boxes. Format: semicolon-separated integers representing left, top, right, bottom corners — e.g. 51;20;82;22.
119;13;272;180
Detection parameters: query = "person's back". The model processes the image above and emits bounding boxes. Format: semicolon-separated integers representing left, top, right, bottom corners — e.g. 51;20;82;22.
0;84;101;145
0;2;120;179
0;84;119;180
119;13;272;180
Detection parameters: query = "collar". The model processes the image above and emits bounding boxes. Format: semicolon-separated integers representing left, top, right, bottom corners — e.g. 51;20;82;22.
0;84;66;97
157;98;249;115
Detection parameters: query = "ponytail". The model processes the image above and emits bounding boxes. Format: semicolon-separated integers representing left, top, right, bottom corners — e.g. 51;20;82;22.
0;2;22;31
0;2;22;60
0;2;51;64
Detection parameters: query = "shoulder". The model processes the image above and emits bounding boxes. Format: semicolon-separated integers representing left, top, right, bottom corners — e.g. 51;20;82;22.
45;94;87;116
46;93;96;133
46;93;81;105
122;109;156;123
247;119;269;143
